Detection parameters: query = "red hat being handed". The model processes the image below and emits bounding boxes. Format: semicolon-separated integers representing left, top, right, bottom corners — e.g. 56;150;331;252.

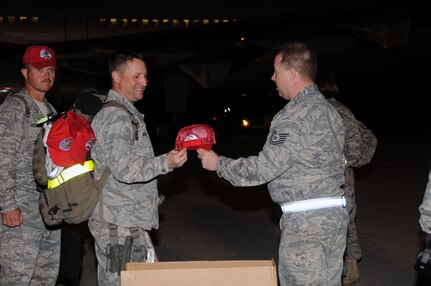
47;111;96;167
22;45;57;69
175;124;216;151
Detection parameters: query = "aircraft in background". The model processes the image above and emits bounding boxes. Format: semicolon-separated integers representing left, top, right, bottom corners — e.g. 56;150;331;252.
0;0;429;137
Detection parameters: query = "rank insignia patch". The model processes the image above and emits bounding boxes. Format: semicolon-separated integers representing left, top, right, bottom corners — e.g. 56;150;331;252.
270;129;288;145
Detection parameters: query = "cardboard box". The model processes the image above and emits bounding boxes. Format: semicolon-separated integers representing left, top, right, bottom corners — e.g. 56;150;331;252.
121;260;278;286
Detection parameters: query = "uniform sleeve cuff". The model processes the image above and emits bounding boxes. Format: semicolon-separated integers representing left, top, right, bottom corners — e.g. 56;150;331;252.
216;156;224;177
159;154;173;174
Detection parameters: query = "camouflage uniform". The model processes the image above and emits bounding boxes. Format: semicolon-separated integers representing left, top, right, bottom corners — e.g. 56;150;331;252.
0;89;61;285
419;170;431;233
217;85;348;286
327;98;377;261
88;89;171;285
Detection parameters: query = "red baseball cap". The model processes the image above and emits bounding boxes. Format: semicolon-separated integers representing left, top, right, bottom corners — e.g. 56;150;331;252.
175;124;216;151
22;45;57;69
47;111;96;167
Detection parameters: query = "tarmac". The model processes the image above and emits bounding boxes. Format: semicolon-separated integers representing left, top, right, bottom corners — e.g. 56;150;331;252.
63;123;431;286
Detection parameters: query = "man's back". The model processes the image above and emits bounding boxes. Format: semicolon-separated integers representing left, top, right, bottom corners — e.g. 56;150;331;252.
327;97;377;168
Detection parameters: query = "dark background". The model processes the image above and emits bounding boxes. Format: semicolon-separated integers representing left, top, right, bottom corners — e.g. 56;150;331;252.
0;0;430;140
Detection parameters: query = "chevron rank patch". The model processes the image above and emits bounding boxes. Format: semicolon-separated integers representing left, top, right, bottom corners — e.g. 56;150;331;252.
270;129;288;145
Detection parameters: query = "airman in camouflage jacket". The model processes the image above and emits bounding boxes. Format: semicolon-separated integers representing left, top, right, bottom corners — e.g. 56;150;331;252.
218;85;346;216
90;89;171;230
216;85;348;286
328;97;377;261
0;89;60;285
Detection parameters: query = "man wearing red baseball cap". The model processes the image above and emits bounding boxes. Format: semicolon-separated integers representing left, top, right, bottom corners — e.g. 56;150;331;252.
0;45;60;285
23;45;57;70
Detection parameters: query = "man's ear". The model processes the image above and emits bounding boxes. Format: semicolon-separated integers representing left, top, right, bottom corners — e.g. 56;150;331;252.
288;68;297;81
111;71;120;83
21;68;28;80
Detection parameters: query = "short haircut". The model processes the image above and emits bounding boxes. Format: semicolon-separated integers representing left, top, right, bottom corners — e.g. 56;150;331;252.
277;42;317;81
108;51;144;74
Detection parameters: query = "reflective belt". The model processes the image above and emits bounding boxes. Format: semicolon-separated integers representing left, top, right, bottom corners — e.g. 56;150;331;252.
280;196;346;213
47;160;94;189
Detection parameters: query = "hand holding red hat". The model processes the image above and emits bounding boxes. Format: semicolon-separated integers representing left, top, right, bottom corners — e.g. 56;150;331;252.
197;148;218;171
167;148;188;169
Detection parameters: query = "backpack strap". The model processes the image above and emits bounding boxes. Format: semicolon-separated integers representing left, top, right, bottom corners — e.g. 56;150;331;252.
109;223;119;247
11;93;56;126
97;167;112;222
11;94;30;117
94;167;111;191
10;94;31;142
97;101;139;223
102;101;139;142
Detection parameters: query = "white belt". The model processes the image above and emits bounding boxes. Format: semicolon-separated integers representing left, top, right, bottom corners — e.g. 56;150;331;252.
280;196;346;213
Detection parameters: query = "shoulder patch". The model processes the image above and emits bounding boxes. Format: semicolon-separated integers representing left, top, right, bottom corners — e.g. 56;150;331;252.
270;129;288;145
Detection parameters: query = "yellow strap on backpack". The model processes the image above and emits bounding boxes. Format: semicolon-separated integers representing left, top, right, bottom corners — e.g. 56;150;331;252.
47;160;94;189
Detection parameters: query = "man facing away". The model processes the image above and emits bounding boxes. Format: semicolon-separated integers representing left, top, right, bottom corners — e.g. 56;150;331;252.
319;72;377;285
88;51;187;285
197;42;348;286
0;45;61;285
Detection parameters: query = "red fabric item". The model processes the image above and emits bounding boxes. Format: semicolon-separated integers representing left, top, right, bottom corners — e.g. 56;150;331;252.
22;45;57;69
47;111;96;167
175;124;216;151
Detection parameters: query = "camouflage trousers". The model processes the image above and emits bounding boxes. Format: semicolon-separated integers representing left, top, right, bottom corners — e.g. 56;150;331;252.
344;168;361;260
0;211;61;286
88;217;154;286
278;208;348;286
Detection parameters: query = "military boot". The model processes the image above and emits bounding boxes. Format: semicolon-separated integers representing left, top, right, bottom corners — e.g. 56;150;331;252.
342;258;360;285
